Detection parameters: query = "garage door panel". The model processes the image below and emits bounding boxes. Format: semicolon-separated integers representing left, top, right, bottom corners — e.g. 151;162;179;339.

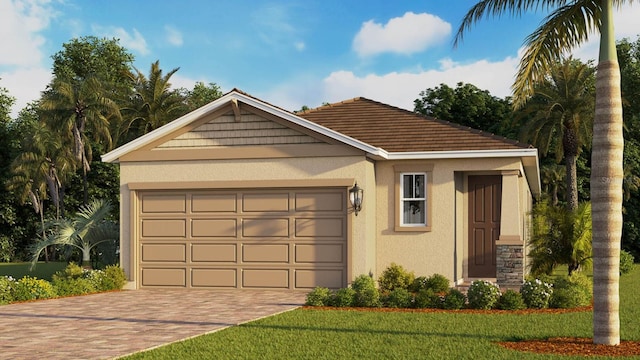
243;244;289;263
192;219;237;237
142;268;186;287
192;194;237;212
295;218;344;238
243;269;289;288
138;188;346;289
142;244;186;262
243;218;289;237
192;244;237;262
243;193;289;212
295;269;343;289
295;192;344;212
295;244;343;263
141;195;186;213
192;269;237;287
142;219;186;238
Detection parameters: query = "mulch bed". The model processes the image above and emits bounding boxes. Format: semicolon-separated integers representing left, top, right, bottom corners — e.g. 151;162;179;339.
302;306;640;356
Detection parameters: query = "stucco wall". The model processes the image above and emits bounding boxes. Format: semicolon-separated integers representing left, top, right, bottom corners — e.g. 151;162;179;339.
118;155;376;287
374;157;530;283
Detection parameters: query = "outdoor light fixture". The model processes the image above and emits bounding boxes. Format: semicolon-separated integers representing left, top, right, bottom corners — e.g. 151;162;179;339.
349;182;364;216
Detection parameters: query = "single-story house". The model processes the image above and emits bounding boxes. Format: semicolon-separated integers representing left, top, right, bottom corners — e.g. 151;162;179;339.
102;89;540;290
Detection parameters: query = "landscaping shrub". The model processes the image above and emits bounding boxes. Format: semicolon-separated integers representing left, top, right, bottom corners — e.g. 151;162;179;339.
378;263;414;292
409;276;428;292
351;274;381;307
549;283;591;308
496;289;526;310
330;287;355;307
549;274;592;308
520;279;553;309
442;289;466;310
466;280;501;310
0;276;16;304
52;263;97;296
383;288;413;308
413;289;442;309
305;287;332;306
620;249;635;275
12;276;57;301
90;265;127;291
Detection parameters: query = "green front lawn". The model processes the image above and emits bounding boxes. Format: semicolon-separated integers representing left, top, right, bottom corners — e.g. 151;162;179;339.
0;262;67;281
124;266;640;360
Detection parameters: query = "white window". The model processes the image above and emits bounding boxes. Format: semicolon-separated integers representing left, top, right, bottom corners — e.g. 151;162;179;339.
400;173;427;226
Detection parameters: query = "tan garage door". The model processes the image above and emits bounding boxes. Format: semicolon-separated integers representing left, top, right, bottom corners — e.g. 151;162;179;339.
137;188;347;289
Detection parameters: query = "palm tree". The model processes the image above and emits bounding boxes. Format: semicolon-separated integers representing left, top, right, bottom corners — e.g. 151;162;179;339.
456;0;626;345
40;76;120;205
31;199;118;269
119;60;186;142
540;163;566;205
520;58;595;210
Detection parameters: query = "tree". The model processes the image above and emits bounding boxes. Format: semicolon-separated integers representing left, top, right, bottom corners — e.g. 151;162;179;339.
414;82;513;135
119;60;186;143
31;199;118;269
456;0;626;345
183;81;223;111
40;76;120;205
529;200;592;276
519;58;595;210
540;163;566;205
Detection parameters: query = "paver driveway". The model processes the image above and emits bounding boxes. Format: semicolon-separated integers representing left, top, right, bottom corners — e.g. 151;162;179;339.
0;289;306;360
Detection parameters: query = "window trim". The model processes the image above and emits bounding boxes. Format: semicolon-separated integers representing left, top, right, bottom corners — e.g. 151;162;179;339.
394;164;433;232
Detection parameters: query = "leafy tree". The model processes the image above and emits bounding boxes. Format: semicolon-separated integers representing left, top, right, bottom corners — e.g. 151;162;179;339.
183;81;223;111
40;76;120;205
456;0;627;345
119;60;186;143
414;82;513;136
529;200;592;276
540;163;566;206
31;199;118;269
519;58;595;210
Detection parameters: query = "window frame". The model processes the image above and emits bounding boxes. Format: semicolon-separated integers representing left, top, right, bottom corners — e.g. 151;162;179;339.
394;164;433;232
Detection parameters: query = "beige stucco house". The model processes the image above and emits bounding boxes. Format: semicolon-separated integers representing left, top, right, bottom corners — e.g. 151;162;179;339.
102;89;540;290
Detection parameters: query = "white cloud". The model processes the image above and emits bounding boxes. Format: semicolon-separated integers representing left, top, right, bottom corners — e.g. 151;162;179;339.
1;67;52;116
353;12;451;57
0;0;55;67
92;25;149;55
294;41;305;51
165;25;183;47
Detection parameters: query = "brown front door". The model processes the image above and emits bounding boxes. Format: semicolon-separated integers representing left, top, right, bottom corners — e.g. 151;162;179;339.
468;175;502;278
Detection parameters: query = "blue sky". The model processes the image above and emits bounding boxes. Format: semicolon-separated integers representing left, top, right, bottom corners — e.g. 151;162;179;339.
1;0;639;117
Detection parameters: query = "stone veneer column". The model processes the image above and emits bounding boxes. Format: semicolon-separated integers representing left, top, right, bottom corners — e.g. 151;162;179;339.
496;170;525;288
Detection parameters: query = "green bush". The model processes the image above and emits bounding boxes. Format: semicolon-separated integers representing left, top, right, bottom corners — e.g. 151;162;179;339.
496;289;526;310
90;265;127;291
378;263;414;292
383;288;413;308
0;276;16;304
620;249;635;275
442;289;466;310
467;280;501;310
520;279;553;309
414;289;442;309
330;287;355;307
53;277;97;297
305;287;332;306
410;274;450;293
351;274;381;307
12;276;57;301
549;274;592;308
0;235;15;262
549;283;591;308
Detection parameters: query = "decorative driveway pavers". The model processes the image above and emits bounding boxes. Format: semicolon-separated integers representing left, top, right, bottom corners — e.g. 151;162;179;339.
0;289;306;360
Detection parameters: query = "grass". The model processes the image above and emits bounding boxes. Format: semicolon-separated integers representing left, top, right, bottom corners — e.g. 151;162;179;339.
0;262;67;281
123;265;640;360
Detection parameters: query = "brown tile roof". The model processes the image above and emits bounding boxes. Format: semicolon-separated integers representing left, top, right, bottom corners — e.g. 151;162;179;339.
298;97;532;153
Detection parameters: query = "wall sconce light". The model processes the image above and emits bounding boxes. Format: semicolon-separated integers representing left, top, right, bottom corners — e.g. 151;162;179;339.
349;182;364;216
